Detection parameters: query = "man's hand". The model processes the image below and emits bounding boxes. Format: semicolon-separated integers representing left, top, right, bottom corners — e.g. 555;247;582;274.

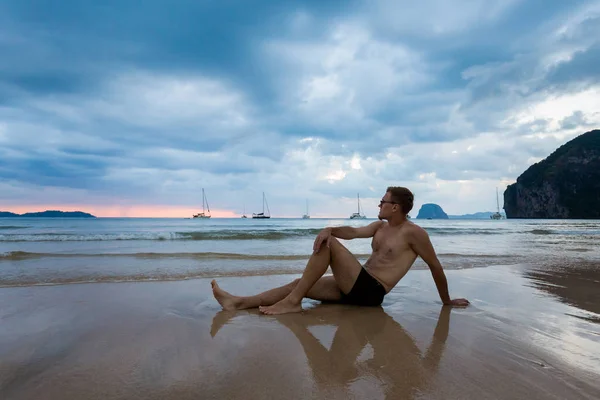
313;228;332;253
444;298;470;307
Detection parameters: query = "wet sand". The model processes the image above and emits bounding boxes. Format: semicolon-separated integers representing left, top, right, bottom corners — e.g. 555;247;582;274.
1;266;599;400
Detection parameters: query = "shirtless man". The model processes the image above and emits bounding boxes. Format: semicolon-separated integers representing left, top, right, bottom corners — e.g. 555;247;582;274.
211;186;470;315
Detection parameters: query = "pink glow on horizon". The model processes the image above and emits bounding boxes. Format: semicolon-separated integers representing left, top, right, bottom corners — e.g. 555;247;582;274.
0;204;239;218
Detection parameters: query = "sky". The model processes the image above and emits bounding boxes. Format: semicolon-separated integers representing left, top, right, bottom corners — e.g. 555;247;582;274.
1;0;599;218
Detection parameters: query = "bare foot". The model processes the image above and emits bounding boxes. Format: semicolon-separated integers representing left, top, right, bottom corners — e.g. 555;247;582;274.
259;298;302;315
211;280;242;310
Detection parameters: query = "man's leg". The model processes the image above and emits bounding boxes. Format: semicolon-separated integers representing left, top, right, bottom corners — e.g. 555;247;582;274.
259;238;363;315
212;239;361;311
211;276;343;311
211;279;298;310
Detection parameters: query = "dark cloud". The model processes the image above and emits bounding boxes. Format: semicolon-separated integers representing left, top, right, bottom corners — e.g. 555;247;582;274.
0;155;110;189
548;43;600;86
0;0;355;104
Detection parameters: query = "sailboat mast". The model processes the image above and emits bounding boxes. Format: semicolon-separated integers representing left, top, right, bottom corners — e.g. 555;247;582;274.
496;188;500;213
357;193;360;214
262;192;265;214
265;193;271;216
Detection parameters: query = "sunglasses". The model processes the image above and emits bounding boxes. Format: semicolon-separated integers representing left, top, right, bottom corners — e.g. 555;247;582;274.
379;200;398;207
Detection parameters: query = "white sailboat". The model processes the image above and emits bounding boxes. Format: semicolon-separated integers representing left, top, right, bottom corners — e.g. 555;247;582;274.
252;192;271;219
490;188;503;220
193;188;211;219
349;193;367;219
302;199;310;219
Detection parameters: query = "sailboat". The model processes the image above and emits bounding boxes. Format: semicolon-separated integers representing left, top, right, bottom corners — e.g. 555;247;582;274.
252;192;271;219
241;204;247;219
349;193;367;219
302;199;310;219
490;188;503;220
193;188;211;219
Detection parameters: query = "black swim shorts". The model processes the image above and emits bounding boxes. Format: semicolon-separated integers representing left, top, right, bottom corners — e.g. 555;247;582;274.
340;267;387;306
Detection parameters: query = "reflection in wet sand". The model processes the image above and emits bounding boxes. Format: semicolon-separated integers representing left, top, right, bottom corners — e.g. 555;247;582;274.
212;305;450;399
523;261;600;319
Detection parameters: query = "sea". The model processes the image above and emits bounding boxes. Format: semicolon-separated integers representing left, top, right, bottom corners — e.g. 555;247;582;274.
1;218;599;287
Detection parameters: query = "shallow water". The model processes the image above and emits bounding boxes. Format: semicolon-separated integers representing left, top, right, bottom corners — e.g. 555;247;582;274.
1;218;599;286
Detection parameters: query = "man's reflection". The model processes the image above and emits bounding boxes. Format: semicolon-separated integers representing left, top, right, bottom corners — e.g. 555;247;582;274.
211;305;451;399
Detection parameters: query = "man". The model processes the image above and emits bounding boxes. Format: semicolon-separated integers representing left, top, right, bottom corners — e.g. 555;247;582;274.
212;186;470;315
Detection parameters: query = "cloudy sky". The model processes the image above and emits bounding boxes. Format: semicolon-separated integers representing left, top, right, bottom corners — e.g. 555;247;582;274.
1;0;599;218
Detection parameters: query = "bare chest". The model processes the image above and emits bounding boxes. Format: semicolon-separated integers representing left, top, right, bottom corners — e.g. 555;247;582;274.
371;227;409;258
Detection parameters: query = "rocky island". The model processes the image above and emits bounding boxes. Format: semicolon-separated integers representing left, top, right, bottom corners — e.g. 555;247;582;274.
416;203;449;219
0;210;96;218
504;129;600;219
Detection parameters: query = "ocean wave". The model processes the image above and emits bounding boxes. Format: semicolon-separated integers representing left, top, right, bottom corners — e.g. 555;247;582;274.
0;251;374;261
0;251;517;263
0;233;174;242
423;228;505;235
0;260;506;288
0;228;324;242
176;229;323;240
0;226;26;230
0;227;512;242
0;269;307;288
529;229;554;235
527;229;600;236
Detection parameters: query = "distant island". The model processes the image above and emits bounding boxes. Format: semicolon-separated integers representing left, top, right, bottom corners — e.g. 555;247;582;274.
0;210;96;218
448;211;507;219
416;203;449;219
504;129;600;219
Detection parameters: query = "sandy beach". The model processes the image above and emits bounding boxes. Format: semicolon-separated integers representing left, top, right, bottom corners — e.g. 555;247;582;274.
1;264;599;400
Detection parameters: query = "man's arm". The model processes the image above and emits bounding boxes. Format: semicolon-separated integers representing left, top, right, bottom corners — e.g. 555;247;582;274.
409;227;469;307
313;221;383;253
329;221;384;239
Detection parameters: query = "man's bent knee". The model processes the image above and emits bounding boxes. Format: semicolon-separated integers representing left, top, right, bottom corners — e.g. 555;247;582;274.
328;237;350;256
328;237;341;247
320;237;340;252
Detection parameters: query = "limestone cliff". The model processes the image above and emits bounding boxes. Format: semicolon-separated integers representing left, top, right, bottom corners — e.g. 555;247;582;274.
504;129;600;219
